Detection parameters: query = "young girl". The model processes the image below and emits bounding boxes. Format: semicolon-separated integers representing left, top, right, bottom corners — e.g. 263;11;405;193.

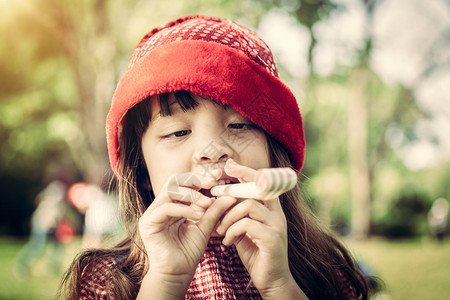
61;15;369;299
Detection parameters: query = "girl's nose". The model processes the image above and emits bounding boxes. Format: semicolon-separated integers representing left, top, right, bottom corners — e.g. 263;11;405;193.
194;137;234;165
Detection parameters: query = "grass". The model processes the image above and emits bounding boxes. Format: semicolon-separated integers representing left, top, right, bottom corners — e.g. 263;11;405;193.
0;236;449;299
347;237;450;300
0;236;80;300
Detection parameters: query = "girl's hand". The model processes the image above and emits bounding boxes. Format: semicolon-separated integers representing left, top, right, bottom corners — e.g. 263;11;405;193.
216;160;308;300
137;172;236;299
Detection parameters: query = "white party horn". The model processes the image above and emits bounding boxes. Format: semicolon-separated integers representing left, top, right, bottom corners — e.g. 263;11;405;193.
210;168;297;200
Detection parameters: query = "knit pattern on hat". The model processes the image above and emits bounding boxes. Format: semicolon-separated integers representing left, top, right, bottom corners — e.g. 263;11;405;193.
129;16;278;77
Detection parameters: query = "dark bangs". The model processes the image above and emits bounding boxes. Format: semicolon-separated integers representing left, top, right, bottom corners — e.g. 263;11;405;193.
158;90;200;117
124;90;199;135
158;90;228;117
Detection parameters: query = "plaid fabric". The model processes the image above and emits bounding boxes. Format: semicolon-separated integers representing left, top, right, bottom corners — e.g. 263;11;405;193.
337;269;358;300
186;238;261;299
80;256;116;300
79;238;357;299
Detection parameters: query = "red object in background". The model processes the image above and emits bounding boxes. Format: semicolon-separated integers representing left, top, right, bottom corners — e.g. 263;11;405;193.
55;221;76;244
67;182;89;213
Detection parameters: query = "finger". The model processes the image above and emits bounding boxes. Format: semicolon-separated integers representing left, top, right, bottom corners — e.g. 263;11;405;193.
151;172;215;207
262;195;284;211
222;218;270;246
197;196;237;236
167;186;212;208
167;172;216;190
140;202;204;230
224;159;257;183
216;199;270;235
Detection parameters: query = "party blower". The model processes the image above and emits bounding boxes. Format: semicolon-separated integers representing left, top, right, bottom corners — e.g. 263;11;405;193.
210;168;297;200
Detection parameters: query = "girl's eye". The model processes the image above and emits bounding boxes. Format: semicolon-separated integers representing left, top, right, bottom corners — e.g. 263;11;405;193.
174;130;191;137
165;130;191;138
228;123;250;129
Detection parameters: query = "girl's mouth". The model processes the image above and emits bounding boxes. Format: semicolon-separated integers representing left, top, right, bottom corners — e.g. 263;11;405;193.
199;188;213;198
199;179;238;198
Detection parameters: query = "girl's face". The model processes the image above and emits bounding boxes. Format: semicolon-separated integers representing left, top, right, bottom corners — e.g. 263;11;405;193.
141;93;271;196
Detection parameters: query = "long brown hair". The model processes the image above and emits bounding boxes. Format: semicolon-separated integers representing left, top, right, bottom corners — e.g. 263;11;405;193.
267;135;369;299
60;91;370;299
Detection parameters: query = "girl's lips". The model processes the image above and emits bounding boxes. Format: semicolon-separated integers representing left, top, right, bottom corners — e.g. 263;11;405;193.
199;179;239;198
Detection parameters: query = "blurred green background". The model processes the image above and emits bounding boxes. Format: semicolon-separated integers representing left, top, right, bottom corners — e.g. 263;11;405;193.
1;0;449;299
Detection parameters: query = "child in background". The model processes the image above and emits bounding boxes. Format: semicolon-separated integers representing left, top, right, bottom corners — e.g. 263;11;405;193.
68;182;121;248
16;179;72;277
61;15;369;299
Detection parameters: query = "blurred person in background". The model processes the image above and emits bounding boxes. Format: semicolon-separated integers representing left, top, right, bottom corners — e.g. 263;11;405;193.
14;178;78;278
68;182;121;248
428;198;449;241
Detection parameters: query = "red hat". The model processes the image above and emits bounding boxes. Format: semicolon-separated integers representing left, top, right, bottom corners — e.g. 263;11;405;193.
106;15;305;175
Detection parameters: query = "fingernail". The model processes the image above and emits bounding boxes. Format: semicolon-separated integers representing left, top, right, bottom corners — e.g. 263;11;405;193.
225;159;237;170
